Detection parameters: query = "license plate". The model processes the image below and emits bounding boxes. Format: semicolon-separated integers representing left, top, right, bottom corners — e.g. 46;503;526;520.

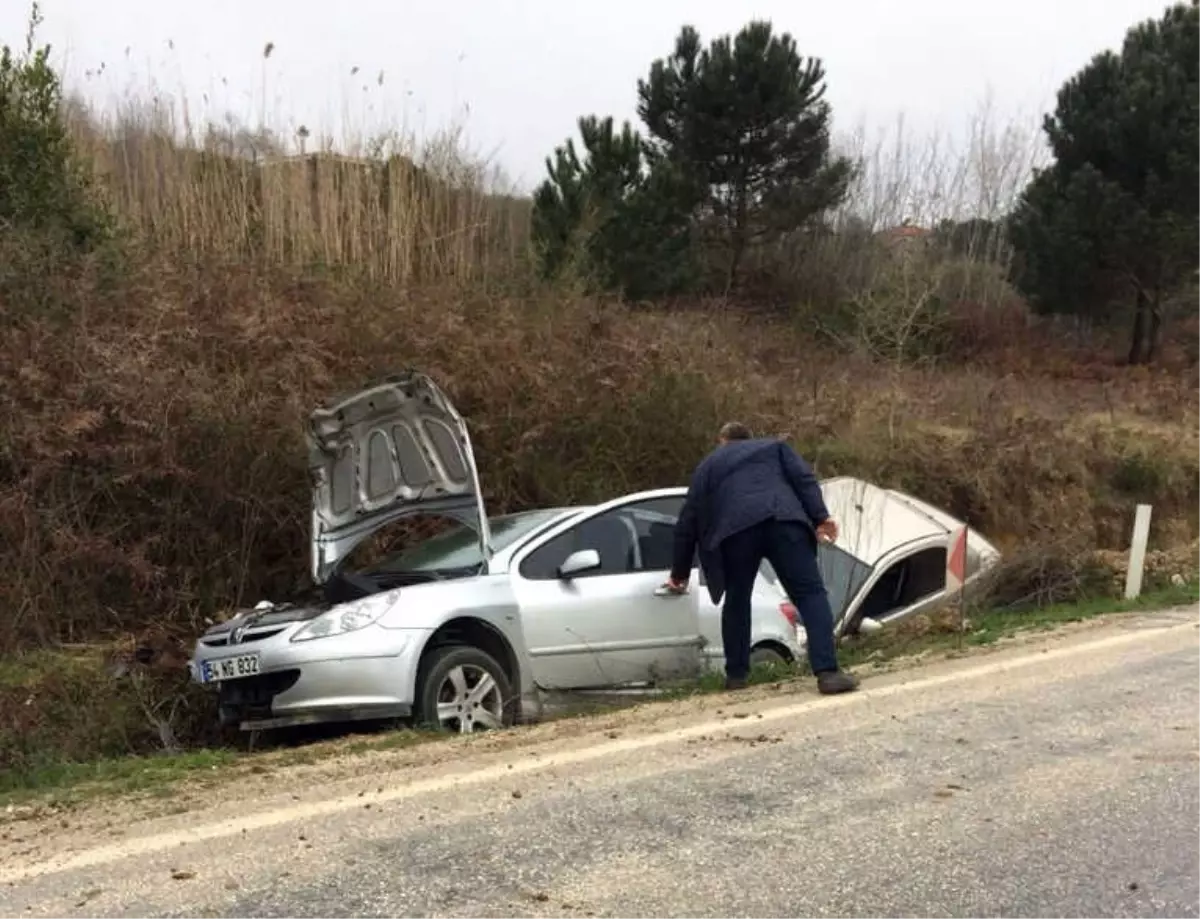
200;653;261;683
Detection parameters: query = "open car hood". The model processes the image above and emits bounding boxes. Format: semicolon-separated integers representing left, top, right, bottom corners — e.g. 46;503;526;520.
307;371;492;585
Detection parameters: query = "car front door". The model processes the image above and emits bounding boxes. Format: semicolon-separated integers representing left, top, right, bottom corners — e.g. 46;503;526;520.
509;490;704;690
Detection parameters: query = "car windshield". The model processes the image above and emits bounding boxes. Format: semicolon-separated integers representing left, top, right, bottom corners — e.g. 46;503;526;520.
760;543;872;622
361;509;567;575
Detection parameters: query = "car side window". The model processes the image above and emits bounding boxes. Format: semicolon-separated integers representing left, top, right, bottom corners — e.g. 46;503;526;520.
628;502;684;571
519;496;686;581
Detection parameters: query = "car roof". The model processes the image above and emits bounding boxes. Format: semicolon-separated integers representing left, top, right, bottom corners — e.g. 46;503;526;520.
512;482;996;571
501;506;582;520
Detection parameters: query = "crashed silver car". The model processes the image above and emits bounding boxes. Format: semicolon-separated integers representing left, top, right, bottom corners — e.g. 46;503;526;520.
189;372;803;734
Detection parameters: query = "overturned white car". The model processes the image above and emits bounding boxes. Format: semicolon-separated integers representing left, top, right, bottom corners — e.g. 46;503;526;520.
767;476;1001;641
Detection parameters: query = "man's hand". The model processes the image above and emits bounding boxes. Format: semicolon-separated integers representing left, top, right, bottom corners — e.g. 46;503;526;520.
657;577;689;595
816;518;839;544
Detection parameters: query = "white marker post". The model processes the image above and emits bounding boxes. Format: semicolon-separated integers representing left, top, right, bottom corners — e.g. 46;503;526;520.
1123;504;1153;601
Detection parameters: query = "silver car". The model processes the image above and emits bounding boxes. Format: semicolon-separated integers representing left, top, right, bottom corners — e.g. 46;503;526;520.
189;372;803;734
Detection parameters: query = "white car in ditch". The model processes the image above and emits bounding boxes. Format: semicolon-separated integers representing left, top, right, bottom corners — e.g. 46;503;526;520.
189;372;805;734
774;476;1002;643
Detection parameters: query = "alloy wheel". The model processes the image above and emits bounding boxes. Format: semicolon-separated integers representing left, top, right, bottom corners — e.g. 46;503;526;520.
435;663;504;733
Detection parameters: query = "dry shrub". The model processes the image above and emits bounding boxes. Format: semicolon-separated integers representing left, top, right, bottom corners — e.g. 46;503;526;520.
972;540;1117;610
940;297;1038;363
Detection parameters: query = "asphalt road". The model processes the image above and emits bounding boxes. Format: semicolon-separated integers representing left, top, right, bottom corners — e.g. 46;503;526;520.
2;610;1198;918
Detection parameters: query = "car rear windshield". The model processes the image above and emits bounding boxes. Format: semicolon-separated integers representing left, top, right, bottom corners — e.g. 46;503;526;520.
362;510;566;574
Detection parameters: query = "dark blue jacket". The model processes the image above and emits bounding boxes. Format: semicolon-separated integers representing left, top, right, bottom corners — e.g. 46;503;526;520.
670;438;829;604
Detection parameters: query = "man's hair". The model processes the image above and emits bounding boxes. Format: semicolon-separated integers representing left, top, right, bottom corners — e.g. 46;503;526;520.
718;421;753;441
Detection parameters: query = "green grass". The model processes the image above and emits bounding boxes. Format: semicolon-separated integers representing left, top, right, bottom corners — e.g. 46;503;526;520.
0;748;239;806
1;583;1195;809
0;723;461;810
852;581;1199;659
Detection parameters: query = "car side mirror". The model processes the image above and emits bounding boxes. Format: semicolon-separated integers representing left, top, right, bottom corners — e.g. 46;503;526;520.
558;549;601;579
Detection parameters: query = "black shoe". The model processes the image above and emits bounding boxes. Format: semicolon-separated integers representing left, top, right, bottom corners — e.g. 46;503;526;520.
816;670;859;695
724;676;748;691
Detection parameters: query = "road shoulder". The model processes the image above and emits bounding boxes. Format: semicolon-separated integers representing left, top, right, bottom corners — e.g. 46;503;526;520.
0;604;1195;888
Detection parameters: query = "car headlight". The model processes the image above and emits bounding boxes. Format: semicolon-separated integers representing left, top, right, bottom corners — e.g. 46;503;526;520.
290;600;385;642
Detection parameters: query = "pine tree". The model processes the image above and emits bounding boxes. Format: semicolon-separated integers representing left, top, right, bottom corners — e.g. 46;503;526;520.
636;22;854;287
530;116;693;298
1008;2;1199;363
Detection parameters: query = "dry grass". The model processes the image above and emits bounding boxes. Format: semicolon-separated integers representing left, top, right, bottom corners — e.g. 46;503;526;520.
66;100;529;286
0;75;1197;770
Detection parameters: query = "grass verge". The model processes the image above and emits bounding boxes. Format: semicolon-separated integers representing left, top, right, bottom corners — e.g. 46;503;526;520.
854;581;1198;662
2;583;1194;811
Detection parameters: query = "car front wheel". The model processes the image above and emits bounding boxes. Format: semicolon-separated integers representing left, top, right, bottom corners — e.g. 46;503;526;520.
417;645;514;734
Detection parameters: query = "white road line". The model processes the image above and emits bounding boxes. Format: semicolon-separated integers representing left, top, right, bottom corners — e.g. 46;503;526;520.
2;618;1196;884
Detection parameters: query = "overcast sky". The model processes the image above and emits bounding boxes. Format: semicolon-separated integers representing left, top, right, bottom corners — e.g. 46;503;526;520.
1;0;1174;191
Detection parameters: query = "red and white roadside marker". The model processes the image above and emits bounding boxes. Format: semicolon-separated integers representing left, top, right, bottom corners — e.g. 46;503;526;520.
945;524;968;594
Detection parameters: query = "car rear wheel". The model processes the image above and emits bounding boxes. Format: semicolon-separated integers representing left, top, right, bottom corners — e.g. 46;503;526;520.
749;645;789;668
417;645;513;734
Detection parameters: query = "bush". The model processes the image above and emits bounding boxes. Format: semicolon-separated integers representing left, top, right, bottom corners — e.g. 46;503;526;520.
972;541;1117;610
0;647;220;780
0;5;111;254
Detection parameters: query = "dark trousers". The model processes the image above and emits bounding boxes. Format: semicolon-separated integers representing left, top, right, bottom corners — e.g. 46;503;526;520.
719;518;840;681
